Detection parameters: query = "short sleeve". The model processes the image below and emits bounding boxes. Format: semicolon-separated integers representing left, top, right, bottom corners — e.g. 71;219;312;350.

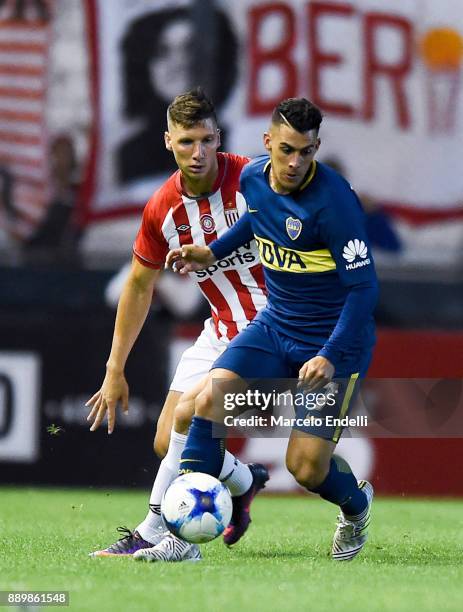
318;186;377;287
133;194;169;270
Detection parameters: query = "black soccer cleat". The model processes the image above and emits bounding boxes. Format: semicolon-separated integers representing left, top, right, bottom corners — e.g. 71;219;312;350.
223;463;269;546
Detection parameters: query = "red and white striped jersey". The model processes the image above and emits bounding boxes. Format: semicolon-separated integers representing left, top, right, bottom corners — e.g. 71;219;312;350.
133;152;267;342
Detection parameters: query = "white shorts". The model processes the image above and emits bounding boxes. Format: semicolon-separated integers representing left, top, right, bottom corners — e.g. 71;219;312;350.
169;318;228;393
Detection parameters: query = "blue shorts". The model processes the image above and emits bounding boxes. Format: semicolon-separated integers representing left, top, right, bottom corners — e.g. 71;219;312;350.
213;320;372;443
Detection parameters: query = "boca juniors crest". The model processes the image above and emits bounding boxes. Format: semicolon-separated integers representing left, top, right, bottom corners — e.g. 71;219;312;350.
286;217;302;240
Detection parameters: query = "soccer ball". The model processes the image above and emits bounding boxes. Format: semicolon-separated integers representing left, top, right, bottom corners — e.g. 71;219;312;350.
161;472;233;544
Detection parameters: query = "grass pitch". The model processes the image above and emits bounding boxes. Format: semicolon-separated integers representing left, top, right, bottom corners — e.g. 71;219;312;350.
1;488;463;612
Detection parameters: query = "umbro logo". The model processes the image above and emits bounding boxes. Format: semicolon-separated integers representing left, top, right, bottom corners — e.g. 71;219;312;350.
176;224;191;232
342;239;371;270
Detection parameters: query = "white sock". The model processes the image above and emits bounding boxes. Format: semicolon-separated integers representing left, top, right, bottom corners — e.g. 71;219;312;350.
219;451;253;497
136;429;187;543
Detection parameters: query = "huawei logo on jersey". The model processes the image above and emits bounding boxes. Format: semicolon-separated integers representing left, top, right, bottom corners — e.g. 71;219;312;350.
343;239;368;262
200;214;216;234
342;239;371;270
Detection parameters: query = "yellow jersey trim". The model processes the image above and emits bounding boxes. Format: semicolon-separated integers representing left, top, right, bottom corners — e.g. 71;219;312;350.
332;373;360;443
262;160;317;191
254;235;336;274
298;160;317;190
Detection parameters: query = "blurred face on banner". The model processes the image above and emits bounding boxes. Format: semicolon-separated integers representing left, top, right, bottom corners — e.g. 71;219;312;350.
149;19;195;102
264;123;320;194
164;118;221;192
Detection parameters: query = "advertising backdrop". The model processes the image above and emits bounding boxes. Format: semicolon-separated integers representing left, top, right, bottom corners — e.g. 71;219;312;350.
2;312;460;496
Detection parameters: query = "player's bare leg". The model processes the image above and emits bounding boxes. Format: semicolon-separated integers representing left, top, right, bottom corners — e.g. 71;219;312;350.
136;370;268;561
90;389;183;557
133;378;218;547
153;389;181;458
91;387;202;557
134;389;187;544
285;433;335;490
130;381;209;562
179;369;269;546
91;370;261;560
286;432;373;561
133;385;210;561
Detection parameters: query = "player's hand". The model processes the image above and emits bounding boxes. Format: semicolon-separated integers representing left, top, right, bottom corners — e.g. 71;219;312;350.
85;368;129;434
166;245;216;274
298;356;335;391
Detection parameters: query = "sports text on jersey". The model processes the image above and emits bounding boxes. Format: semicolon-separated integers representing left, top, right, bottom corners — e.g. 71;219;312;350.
255;235;336;274
133;153;267;342
195;244;257;278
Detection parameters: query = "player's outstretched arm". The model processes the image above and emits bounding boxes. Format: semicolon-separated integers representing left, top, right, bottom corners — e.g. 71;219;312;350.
166;244;216;274
167;211;255;274
86;257;160;434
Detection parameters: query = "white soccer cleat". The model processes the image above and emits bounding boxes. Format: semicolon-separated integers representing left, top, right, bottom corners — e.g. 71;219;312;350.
331;480;374;561
133;533;202;563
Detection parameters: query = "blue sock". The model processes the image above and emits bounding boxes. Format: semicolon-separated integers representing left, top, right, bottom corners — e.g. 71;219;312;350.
178;416;225;477
311;456;368;517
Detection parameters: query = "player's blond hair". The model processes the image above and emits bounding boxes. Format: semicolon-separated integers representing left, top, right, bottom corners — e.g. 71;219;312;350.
167;88;217;128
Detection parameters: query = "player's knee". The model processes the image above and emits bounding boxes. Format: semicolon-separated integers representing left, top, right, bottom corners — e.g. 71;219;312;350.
153;429;169;459
194;387;214;418
286;453;329;490
173;400;194;435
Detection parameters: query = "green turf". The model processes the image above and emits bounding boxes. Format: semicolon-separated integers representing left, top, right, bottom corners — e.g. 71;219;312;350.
1;488;463;612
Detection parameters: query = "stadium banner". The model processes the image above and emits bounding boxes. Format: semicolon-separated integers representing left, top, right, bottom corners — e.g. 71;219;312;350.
0;0;53;239
82;0;463;224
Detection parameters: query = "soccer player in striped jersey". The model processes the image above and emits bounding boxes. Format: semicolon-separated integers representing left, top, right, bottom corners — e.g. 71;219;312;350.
86;89;268;562
166;98;378;562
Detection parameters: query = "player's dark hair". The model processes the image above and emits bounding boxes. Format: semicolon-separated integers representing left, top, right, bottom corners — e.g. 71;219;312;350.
272;98;323;133
167;87;217;128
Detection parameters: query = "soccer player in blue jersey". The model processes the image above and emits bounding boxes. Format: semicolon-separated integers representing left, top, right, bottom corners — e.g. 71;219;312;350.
164;98;378;562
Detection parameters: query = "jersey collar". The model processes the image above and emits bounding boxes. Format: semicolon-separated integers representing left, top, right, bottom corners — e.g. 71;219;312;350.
298;160;317;191
263;159;317;192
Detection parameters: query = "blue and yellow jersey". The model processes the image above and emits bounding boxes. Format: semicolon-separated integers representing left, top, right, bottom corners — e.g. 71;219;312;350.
211;155;377;359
